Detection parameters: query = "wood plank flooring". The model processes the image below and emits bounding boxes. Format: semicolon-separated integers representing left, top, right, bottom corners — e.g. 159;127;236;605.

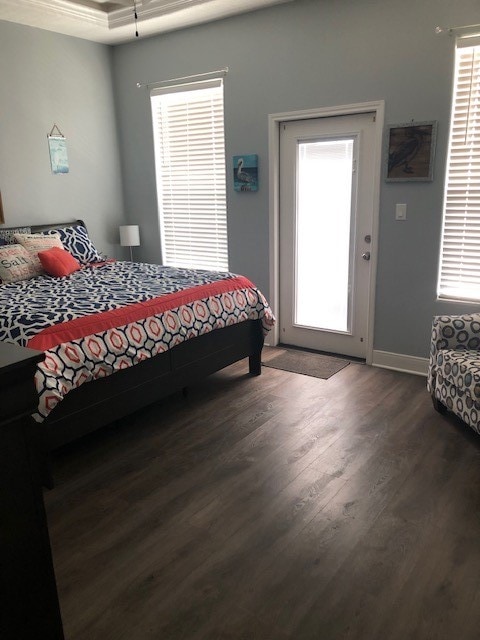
44;353;480;640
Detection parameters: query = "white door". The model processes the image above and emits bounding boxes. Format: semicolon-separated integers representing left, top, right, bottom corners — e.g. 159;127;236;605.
279;113;376;359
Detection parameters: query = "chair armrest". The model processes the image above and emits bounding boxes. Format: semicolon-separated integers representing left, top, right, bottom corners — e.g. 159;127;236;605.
427;314;480;393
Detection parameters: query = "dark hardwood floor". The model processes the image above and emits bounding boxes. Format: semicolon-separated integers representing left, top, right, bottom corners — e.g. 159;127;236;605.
44;352;480;639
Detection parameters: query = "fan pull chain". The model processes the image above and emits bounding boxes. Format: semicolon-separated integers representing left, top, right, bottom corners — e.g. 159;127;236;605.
133;0;139;37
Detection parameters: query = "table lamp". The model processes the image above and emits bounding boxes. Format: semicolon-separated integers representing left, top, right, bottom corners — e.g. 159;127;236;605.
120;225;140;261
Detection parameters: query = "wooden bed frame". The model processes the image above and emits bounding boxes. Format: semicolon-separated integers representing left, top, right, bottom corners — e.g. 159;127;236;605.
45;320;264;450
3;221;265;452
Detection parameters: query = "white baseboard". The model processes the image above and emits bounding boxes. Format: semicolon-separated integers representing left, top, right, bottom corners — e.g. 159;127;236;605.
372;350;428;377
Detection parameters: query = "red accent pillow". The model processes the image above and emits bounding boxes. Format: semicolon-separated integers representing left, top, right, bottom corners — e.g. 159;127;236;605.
38;246;81;277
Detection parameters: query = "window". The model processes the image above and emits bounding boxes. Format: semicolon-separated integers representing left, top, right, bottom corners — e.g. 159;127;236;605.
438;40;480;301
151;79;228;271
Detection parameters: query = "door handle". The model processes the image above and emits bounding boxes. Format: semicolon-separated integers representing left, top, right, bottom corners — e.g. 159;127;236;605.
362;251;371;261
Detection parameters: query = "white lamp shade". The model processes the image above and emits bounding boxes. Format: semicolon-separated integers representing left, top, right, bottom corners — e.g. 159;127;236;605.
120;225;140;247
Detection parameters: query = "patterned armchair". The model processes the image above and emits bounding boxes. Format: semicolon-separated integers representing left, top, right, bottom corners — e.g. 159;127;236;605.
427;314;480;434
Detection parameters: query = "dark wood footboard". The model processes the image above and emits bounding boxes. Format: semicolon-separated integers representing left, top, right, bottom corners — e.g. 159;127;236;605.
44;319;264;450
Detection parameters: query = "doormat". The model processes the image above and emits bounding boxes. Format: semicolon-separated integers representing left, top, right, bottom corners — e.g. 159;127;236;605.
263;348;350;379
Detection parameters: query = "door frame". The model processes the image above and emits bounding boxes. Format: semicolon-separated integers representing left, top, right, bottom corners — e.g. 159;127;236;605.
268;101;385;364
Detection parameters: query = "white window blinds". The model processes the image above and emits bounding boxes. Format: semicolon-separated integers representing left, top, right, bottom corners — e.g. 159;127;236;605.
151;79;228;271
438;41;480;300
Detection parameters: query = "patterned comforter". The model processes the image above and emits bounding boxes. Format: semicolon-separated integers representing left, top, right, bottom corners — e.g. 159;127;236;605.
0;261;274;421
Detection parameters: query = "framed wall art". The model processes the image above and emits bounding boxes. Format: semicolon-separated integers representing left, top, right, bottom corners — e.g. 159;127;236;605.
385;121;437;182
47;124;69;175
233;154;258;192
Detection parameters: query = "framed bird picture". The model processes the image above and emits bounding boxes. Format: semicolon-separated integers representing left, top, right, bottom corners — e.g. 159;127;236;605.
385;121;437;182
234;154;258;192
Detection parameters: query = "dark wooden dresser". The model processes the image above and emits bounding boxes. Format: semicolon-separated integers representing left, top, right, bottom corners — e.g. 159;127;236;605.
0;342;64;639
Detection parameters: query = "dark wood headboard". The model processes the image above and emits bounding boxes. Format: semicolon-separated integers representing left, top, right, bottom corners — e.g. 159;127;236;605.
1;220;86;233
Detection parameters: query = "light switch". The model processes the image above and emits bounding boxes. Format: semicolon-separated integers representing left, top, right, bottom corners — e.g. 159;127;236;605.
396;203;407;220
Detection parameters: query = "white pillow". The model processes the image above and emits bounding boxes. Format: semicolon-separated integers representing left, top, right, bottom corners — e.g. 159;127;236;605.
14;232;64;273
0;244;38;283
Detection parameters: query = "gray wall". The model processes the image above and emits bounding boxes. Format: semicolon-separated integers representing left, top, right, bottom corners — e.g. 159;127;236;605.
0;21;125;257
112;0;480;359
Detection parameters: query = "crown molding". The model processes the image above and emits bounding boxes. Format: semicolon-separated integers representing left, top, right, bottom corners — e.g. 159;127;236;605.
0;0;294;44
1;0;108;26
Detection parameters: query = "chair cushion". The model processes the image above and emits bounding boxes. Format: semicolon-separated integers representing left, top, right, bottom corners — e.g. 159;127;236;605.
436;349;480;402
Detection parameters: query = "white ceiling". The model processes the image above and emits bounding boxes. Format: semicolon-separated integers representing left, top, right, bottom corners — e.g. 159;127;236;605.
0;0;294;44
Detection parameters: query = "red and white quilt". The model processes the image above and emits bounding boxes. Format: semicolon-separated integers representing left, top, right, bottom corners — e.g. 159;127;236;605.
0;262;275;421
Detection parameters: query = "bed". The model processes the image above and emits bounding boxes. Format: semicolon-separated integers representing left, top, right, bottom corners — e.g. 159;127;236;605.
0;220;274;453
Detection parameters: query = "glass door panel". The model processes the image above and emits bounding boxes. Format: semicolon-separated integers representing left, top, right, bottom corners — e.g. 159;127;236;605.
295;138;355;333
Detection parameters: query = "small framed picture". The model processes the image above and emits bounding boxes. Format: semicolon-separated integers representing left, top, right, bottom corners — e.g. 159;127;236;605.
385;121;437;182
48;136;69;174
234;154;258;192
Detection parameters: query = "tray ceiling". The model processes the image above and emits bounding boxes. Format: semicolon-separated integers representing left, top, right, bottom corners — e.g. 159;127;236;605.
0;0;294;44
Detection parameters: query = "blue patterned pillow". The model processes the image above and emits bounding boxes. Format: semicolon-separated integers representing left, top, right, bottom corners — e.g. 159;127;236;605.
41;225;103;265
0;227;31;244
